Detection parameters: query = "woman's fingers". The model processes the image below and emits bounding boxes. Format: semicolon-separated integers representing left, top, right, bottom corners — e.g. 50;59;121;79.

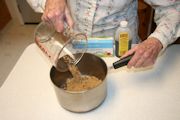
41;0;73;32
126;37;163;68
134;48;153;68
127;46;144;68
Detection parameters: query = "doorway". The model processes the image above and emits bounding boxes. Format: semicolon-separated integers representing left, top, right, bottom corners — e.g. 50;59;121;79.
0;0;11;31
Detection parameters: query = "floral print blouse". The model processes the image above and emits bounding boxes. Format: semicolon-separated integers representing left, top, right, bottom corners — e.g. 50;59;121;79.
27;0;180;50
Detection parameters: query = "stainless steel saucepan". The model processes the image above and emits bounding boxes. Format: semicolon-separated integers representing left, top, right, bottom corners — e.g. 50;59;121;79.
50;53;133;112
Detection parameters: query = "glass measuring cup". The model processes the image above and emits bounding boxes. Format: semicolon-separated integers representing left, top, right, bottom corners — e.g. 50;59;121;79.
34;22;87;72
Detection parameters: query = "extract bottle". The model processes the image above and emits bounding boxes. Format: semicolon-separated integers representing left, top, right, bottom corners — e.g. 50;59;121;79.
114;20;132;57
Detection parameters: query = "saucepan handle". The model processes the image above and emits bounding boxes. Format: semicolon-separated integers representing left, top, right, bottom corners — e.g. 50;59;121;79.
113;53;134;69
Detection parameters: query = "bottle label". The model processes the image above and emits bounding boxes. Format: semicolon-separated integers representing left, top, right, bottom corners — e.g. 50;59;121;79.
119;32;129;56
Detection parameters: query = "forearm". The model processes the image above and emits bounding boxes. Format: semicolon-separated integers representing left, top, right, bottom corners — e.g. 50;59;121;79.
145;1;180;50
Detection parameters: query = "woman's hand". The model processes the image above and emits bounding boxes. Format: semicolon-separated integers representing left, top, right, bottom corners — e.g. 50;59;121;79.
122;37;163;68
42;0;74;32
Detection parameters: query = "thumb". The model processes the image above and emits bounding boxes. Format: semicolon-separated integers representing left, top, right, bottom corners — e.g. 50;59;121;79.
65;6;74;28
121;46;137;59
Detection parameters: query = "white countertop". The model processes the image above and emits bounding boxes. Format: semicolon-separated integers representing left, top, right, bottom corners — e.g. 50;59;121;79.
0;44;180;120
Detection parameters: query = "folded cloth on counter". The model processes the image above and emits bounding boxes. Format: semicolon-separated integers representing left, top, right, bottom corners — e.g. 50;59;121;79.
73;37;114;57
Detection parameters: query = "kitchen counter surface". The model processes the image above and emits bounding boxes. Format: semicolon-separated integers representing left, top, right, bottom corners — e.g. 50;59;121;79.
0;44;180;120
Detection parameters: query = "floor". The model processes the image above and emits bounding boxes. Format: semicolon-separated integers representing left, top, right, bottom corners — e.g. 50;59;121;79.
0;20;37;86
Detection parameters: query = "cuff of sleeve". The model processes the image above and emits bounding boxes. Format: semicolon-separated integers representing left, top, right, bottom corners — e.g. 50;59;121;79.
27;0;46;13
36;0;46;13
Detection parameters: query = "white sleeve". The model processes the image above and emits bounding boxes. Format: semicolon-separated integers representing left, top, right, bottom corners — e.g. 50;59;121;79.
26;0;46;13
145;0;180;51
